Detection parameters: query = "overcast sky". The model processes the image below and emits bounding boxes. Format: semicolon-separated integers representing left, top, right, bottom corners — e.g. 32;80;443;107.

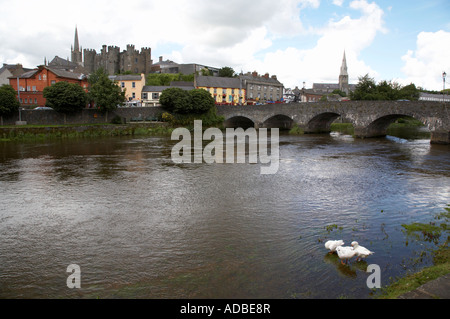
1;0;449;90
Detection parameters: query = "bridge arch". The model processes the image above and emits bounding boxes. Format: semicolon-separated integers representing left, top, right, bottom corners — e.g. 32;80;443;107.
262;114;294;130
305;112;341;134
224;116;255;129
364;114;429;138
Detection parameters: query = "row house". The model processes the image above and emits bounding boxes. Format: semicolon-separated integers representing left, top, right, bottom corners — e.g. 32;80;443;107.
109;73;146;105
9;65;88;107
240;72;284;105
195;75;246;105
141;84;195;107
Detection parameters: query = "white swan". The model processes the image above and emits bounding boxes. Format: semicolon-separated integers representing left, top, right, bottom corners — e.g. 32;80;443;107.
351;241;374;261
336;246;356;264
324;240;344;254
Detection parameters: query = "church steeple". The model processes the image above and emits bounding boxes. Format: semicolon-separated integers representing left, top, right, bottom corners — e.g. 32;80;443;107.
339;51;349;94
71;26;83;65
74;26;80;52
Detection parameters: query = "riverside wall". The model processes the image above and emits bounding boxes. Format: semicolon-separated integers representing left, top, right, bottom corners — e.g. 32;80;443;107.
0;107;165;126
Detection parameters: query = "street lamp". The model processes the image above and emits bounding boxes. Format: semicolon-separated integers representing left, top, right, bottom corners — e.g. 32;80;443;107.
443;71;447;103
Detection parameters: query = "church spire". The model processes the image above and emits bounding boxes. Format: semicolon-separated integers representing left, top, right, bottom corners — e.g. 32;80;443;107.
74;25;80;52
340;50;348;77
339;50;349;94
71;26;83;65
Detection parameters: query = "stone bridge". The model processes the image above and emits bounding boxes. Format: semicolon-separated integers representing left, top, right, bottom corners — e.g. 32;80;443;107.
216;101;450;144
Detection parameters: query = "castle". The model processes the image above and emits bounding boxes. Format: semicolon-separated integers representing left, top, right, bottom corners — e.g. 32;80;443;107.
71;27;153;75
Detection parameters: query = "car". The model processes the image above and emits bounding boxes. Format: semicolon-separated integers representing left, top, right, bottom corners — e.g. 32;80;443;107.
34;107;53;110
397;99;410;102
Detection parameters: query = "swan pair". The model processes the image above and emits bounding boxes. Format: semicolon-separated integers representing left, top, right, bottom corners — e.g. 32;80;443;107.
325;240;374;264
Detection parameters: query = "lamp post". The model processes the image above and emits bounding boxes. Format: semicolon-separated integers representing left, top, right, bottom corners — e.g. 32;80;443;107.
443;71;447;103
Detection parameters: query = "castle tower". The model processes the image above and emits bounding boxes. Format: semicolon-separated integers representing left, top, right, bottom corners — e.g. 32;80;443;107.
71;26;83;66
339;51;349;94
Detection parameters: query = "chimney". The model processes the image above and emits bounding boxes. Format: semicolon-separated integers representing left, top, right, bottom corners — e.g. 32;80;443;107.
271;75;277;80
252;71;258;77
159;56;163;63
264;73;269;79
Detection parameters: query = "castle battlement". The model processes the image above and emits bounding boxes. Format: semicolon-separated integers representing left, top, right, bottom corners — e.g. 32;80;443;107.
71;27;153;75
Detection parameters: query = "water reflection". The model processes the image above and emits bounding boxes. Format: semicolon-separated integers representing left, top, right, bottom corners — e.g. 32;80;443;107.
0;133;449;299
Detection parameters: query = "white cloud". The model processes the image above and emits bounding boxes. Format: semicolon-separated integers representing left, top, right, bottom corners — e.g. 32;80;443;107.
333;0;344;6
236;0;386;88
399;30;450;90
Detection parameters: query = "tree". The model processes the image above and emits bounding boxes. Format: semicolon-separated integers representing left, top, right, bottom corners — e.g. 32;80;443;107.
350;74;378;100
0;84;20;117
43;81;87;113
159;88;215;114
218;67;236;78
159;87;192;114
88;68;125;112
189;89;215;113
399;83;420;100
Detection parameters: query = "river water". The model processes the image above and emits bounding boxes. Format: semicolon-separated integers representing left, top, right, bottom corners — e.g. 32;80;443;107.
0;130;449;299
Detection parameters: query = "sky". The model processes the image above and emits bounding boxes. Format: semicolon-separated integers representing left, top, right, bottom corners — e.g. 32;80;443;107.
1;0;449;91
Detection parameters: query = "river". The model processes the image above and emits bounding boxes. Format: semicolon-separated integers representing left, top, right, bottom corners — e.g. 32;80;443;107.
0;129;449;299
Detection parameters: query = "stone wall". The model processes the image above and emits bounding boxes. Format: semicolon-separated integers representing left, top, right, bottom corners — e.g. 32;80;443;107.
0;107;165;126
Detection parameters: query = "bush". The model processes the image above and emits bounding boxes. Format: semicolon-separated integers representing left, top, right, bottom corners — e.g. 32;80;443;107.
159;88;215;115
43;81;87;113
0;84;20;117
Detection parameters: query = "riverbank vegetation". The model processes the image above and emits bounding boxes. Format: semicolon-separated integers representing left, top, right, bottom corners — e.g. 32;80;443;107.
351;74;420;101
376;205;449;299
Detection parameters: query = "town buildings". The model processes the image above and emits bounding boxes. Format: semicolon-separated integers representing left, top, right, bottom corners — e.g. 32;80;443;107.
240;72;284;104
0;64;32;86
8;65;88;107
109;74;146;105
195;75;246;105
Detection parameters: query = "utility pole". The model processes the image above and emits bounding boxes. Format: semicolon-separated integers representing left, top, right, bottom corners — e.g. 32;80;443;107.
443;71;446;104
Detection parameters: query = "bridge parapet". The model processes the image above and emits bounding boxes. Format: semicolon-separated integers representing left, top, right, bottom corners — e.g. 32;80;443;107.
217;101;450;144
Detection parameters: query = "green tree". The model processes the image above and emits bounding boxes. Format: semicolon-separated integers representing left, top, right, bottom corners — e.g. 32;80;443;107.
88;68;125;112
159;87;192;114
0;84;20;117
43;81;87;113
189;89;215;113
160;88;215;114
350;74;378;100
399;83;420;100
218;67;236;78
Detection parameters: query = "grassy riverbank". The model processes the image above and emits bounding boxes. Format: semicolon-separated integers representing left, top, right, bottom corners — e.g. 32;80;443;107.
376;206;450;299
0;122;175;142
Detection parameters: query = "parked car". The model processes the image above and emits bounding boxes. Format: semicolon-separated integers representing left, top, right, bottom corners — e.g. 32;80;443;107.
34;107;53;110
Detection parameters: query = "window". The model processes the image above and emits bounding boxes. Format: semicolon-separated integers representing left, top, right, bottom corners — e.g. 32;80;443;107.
34;98;37;104
51;80;56;85
132;92;136;99
121;82;125;88
142;93;148;99
32;86;36;92
27;86;30;91
152;93;159;100
132;82;136;88
39;75;41;80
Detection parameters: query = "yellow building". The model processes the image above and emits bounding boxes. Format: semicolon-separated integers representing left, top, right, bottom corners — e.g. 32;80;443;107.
195;75;246;105
110;73;146;105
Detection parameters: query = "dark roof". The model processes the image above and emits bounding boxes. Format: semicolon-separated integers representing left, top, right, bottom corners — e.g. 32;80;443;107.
142;85;195;92
48;67;86;80
196;75;241;88
109;74;143;81
240;73;282;85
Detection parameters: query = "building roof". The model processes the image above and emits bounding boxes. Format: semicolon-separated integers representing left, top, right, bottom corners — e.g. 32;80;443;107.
109;74;143;81
142;85;195;92
240;73;282;86
196;75;241;89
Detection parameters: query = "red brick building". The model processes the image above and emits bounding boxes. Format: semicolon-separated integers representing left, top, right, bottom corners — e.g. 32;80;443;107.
9;65;88;107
